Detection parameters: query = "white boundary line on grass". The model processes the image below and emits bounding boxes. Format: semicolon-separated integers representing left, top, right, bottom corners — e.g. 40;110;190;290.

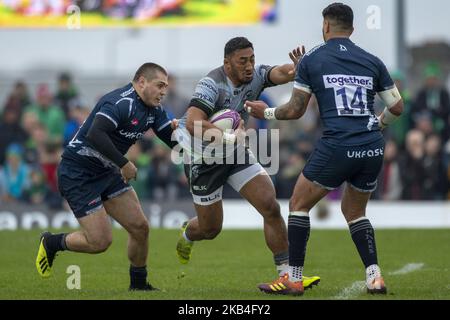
333;281;365;300
388;263;425;275
333;262;425;300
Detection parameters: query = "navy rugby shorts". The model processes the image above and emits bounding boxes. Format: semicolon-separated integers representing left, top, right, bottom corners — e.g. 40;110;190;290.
302;137;385;192
57;158;132;218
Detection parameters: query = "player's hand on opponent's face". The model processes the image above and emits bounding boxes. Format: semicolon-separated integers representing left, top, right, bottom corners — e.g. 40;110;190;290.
288;45;306;76
121;161;137;184
170;118;179;130
244;100;269;119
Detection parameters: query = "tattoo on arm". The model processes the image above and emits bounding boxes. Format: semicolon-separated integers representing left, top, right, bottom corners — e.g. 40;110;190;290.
275;89;310;120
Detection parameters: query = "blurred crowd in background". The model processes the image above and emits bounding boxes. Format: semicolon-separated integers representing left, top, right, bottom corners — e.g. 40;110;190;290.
1;63;449;210
1;0;276;21
2;0;188;19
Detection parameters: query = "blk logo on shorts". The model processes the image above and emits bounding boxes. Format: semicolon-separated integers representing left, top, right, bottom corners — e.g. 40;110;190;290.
200;194;220;202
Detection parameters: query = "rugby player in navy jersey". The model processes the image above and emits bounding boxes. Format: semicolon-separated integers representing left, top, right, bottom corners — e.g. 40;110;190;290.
246;3;403;295
35;63;178;291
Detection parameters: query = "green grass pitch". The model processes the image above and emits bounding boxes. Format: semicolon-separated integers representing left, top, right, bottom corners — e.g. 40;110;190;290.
0;228;449;300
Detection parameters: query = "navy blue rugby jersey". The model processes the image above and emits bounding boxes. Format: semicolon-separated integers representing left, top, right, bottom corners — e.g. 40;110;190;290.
295;38;394;145
63;83;172;171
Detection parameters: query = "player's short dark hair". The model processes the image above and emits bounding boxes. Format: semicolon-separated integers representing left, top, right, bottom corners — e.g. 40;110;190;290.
224;37;254;58
322;3;353;31
133;63;167;82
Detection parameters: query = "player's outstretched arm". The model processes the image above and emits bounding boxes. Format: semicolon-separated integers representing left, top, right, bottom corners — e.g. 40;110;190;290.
268;45;305;85
245;87;311;120
154;119;179;149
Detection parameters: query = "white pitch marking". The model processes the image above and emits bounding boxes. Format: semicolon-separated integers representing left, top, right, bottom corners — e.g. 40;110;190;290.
388;263;424;275
333;281;365;300
333;263;424;299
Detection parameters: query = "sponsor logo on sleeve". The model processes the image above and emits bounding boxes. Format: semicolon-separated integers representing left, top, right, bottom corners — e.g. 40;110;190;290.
198;80;219;94
193;92;215;105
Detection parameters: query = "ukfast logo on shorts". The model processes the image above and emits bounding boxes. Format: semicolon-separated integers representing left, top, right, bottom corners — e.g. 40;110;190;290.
324;74;373;116
347;148;384;158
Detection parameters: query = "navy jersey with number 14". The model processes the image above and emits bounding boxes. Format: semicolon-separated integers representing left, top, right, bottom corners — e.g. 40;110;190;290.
295;38;394;145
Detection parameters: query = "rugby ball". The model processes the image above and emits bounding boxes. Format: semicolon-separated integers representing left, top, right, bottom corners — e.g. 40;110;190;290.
209;109;241;131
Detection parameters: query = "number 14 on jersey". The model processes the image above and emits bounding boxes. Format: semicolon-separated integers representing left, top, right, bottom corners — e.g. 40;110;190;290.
323;74;373;116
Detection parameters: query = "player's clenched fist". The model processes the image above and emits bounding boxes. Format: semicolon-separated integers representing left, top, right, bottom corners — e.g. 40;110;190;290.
121;161;137;183
244;100;269;119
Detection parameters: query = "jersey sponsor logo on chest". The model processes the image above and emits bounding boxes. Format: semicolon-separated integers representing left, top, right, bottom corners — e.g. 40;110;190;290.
323;74;373;90
146;115;155;126
129;115;153;127
118;130;145;140
232;89;252;97
223;90;252;108
323;74;373;116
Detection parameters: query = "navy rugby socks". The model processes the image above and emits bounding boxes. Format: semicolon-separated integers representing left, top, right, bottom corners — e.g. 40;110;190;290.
288;213;310;270
129;265;148;288
46;233;68;252
349;218;378;268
